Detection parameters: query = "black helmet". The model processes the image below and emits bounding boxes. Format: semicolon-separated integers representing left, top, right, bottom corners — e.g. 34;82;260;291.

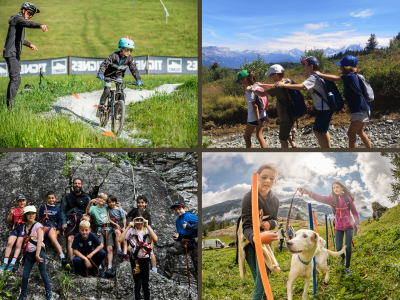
21;2;40;14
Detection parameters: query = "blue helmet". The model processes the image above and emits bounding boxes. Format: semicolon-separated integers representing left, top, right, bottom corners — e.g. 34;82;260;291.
118;38;135;50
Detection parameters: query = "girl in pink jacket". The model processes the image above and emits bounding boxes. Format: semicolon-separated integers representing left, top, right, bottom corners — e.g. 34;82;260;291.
299;181;361;277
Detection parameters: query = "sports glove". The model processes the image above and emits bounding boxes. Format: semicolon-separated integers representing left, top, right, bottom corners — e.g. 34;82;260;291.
136;80;143;86
97;74;104;81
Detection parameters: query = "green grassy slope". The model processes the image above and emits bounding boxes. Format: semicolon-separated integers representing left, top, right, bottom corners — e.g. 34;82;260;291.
203;206;400;300
0;0;197;60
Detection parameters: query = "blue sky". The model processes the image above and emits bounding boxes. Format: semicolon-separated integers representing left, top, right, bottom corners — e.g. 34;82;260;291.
202;152;395;218
202;0;400;51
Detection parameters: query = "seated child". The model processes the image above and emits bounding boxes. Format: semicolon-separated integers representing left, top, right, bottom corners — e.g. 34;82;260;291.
96;36;143;117
19;206;52;300
107;195;128;260
1;194;27;271
38;191;67;267
86;193;115;277
163;201;198;282
72;220;106;277
119;209;158;300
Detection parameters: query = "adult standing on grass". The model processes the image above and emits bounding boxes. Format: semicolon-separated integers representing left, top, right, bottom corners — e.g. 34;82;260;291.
298;181;361;277
277;57;333;148
237;164;280;300
3;2;49;108
236;70;267;148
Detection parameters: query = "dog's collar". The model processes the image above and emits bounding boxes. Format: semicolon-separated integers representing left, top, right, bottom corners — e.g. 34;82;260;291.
298;255;312;265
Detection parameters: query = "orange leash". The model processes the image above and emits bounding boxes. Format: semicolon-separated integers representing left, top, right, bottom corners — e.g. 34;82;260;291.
85;254;100;277
252;173;274;300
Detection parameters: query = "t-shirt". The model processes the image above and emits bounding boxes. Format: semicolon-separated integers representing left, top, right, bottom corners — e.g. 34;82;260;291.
39;204;62;232
25;222;45;252
246;83;267;122
266;85;293;123
127;207;152;226
340;73;370;113
107;207;126;228
72;232;102;254
89;205;110;231
12;207;25;225
303;75;331;111
125;227;153;258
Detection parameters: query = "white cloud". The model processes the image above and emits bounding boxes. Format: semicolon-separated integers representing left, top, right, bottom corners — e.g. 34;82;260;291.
237;33;265;41
305;22;329;30
342;22;352;27
351;9;373;18
202;183;251;207
202;176;208;191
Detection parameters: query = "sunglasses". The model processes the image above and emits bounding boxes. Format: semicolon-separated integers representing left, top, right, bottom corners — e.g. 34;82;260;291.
26;11;34;16
123;48;133;53
133;217;144;224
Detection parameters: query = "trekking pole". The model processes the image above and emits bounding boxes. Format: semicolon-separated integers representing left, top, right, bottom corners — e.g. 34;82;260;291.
325;215;332;251
329;219;335;250
308;203;316;296
252;173;274;300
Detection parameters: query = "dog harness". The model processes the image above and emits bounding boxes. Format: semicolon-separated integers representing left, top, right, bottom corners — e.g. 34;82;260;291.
298;255;312;265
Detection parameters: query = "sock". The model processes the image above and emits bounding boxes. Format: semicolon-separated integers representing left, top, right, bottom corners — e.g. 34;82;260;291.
108;265;112;269
99;265;102;269
4;258;8;264
60;254;65;259
152;267;157;273
11;258;17;264
117;249;122;253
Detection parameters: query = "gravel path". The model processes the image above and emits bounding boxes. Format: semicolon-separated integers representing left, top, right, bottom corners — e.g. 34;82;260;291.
206;119;399;148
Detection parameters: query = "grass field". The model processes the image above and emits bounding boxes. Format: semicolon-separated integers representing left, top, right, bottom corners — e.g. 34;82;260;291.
202;210;400;300
0;73;197;148
0;0;197;60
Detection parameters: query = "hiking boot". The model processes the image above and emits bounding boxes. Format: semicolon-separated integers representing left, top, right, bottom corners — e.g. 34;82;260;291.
105;267;115;278
0;263;7;270
344;267;352;277
339;256;346;266
6;263;15;272
98;268;105;278
61;258;68;268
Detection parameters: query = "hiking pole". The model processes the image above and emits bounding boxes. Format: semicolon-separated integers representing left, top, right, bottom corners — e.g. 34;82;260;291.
252;173;274;300
308;203;316;296
329;219;335;250
325;215;332;251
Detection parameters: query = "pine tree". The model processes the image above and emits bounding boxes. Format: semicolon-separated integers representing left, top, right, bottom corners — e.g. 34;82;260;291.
295;213;302;220
209;218;217;232
365;34;378;53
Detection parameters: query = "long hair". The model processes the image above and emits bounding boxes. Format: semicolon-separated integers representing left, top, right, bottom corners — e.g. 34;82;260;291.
329;181;354;208
246;71;257;85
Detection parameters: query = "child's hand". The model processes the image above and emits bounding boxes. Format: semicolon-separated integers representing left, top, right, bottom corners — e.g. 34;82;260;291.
62;224;67;230
173;233;179;240
85;258;92;268
182;221;187;229
143;219;149;227
116;202;122;208
10;208;15;214
36;255;44;264
314;71;321;76
87;253;93;260
90;199;97;204
129;221;135;228
82;214;91;222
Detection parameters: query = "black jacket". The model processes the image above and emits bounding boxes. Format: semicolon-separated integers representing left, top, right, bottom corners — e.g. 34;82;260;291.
3;13;42;59
60;191;91;224
98;51;141;81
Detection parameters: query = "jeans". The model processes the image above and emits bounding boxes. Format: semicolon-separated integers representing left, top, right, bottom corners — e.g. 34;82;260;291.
19;250;51;300
5;56;21;107
131;257;150;300
72;249;106;276
245;244;271;300
335;228;353;268
279;239;284;252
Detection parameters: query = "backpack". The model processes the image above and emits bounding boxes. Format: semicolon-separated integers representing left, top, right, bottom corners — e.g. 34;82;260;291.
278;80;307;125
331;194;358;235
347;74;374;103
253;86;268;112
311;74;344;112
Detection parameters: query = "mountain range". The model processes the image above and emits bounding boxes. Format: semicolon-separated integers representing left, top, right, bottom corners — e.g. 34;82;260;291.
202;197;371;225
202;44;387;68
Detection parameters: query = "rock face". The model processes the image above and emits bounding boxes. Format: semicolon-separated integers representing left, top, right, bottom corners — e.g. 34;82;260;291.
0;152;198;300
372;201;388;220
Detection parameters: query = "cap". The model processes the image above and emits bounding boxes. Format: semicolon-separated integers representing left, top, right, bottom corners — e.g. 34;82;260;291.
334;55;358;67
15;194;26;201
235;70;249;83
23;205;37;214
170;200;185;209
301;56;319;66
265;64;285;77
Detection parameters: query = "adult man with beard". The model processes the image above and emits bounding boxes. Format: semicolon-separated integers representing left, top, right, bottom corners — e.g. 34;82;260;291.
61;178;91;264
3;2;50;108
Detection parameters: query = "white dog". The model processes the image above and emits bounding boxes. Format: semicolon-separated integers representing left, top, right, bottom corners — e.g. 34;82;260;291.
286;229;346;300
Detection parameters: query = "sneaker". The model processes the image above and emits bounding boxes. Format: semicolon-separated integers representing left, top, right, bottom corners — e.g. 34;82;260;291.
339;256;346;266
344;267;352;277
98;268;105;278
105;267;115;278
117;251;124;261
0;263;7;270
61;258;68;268
122;253;129;261
6;264;15;272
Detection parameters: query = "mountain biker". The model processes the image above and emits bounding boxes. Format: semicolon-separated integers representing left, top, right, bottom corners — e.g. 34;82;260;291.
3;2;49;108
96;37;143;117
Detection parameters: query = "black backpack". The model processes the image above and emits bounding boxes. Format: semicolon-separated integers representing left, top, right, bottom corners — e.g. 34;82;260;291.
278;80;307;125
312;74;344;112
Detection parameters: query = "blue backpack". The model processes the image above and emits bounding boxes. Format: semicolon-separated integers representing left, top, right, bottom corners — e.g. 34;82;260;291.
311;74;344;112
278;81;307;125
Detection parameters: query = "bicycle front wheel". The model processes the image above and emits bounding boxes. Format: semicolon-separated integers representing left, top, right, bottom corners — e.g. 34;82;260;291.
99;93;111;127
111;100;126;136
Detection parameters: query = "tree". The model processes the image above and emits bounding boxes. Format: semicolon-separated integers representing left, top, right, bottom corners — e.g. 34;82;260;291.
295;213;302;220
203;227;208;237
381;152;400;203
209;218;217;232
389;32;400;50
301;48;328;71
240;54;270;82
211;62;220;70
365;34;378;53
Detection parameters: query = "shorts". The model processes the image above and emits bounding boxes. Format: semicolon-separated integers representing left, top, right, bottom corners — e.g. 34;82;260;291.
350;110;370;122
248;116;267;126
42;223;58;236
313;110;334;133
98;230;114;247
10;224;24;238
279;119;295;141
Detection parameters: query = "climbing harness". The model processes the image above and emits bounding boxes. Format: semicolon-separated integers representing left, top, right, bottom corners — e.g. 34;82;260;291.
63;213;78;236
128;228;152;274
21;222;44;266
39;205;58;239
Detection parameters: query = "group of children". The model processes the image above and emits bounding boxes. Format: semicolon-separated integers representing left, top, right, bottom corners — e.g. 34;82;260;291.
2;191;198;300
239;55;372;149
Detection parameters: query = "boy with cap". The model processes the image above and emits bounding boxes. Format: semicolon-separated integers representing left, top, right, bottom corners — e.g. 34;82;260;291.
1;194;27;271
277;57;334;148
162;201;198;281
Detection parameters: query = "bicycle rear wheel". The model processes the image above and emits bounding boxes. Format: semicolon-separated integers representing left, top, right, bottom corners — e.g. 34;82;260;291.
111;99;126;136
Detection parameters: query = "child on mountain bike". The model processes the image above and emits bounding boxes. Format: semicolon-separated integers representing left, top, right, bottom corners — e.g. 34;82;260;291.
38;191;67;267
96;36;143;117
1;195;27;272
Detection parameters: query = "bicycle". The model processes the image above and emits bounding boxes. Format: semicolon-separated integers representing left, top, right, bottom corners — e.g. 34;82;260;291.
98;77;138;136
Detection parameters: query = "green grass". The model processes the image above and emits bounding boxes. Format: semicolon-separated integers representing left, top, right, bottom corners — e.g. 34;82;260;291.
0;0;197;59
0;74;197;148
203;209;400;300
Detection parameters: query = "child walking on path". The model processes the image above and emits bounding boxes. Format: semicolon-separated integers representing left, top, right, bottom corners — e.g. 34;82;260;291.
298;181;361;276
18;206;51;300
120;209;158;300
1;195;27;271
313;55;372;148
236;70;267;148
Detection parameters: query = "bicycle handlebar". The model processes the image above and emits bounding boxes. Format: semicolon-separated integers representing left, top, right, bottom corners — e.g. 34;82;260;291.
104;77;138;85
